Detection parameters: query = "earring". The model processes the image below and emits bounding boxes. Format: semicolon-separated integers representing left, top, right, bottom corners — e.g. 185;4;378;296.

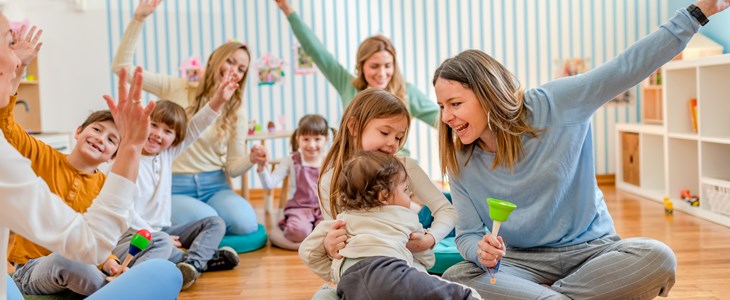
488;112;493;132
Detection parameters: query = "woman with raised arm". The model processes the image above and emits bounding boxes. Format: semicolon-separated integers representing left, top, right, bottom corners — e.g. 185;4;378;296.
433;1;728;298
112;0;262;237
275;0;440;128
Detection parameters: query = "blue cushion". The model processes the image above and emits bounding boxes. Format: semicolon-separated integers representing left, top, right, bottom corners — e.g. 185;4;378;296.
428;237;463;275
219;224;268;253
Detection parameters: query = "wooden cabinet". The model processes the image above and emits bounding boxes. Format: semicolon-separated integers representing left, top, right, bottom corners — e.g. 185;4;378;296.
621;132;640;186
14;58;41;132
617;54;730;228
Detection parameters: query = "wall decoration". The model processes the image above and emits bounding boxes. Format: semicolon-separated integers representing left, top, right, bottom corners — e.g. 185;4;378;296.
257;53;286;86
294;44;316;75
554;58;590;78
180;56;204;83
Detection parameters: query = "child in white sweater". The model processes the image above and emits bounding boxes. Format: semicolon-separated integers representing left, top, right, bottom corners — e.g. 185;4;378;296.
300;151;481;299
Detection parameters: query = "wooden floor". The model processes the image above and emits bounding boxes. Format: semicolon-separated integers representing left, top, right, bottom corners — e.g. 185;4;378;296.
180;185;730;300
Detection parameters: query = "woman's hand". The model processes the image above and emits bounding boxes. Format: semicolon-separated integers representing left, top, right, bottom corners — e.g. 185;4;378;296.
250;144;269;172
694;0;729;17
274;0;294;16
406;231;435;252
134;0;163;22
476;233;505;268
11;25;42;68
209;69;239;112
323;220;347;259
103;67;156;149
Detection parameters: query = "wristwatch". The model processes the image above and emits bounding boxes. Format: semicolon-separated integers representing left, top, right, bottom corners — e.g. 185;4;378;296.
687;4;709;26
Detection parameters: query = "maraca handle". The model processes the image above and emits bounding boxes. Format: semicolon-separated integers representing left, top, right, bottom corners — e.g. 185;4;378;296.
105;253;133;282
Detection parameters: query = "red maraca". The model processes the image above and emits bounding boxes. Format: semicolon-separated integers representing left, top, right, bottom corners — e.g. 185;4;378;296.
106;229;152;281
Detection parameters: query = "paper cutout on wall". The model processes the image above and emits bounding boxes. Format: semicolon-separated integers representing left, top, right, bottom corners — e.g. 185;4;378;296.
180;56;204;83
554;58;590;78
294;44;316;75
257;53;286;86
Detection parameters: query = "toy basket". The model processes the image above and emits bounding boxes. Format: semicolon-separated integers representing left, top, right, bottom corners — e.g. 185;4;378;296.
703;182;730;216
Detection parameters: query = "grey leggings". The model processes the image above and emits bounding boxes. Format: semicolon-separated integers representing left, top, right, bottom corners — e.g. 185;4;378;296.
443;235;676;300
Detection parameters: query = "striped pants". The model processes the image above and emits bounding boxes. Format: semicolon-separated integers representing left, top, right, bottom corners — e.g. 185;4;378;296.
443;235;676;300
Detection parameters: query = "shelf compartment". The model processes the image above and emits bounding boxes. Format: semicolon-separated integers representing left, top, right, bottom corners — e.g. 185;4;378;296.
698;63;730;139
667;138;699;201
701;142;730;182
665;68;697;136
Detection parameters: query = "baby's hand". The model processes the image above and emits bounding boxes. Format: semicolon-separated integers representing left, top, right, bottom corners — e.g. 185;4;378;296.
476;233;505;268
406;231;435;252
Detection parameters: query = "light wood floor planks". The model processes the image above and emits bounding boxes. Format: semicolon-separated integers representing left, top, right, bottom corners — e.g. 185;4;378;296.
179;185;730;300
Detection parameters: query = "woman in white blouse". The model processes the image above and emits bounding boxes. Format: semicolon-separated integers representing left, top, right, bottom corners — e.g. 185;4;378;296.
0;15;180;299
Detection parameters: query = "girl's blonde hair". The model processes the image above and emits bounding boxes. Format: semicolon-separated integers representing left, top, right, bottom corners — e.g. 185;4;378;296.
336;151;407;212
433;49;542;177
187;42;250;144
352;35;406;101
290;114;335;151
319;89;410;217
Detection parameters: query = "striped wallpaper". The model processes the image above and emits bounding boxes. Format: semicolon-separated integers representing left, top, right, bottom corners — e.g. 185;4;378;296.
105;0;666;189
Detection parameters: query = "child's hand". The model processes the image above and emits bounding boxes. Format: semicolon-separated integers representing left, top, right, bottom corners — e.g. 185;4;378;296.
209;68;239;112
324;220;347;259
11;25;42;68
134;0;163;22
476;233;505;268
250;144;269;169
170;235;182;247
102;258;129;276
103;67;156;149
406;231;435;252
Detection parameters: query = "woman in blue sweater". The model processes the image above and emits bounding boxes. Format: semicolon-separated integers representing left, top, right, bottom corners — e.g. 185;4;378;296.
433;1;728;299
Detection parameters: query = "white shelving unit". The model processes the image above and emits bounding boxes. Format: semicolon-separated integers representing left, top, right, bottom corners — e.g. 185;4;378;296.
616;54;730;228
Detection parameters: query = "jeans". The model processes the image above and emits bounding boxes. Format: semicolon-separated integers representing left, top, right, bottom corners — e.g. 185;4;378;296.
8;259;181;299
171;170;258;235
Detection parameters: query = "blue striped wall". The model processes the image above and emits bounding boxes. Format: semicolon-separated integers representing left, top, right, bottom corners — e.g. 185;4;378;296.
106;0;665;189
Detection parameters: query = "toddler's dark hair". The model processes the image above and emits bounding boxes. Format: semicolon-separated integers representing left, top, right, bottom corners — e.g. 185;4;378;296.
290;114;334;151
335;151;407;212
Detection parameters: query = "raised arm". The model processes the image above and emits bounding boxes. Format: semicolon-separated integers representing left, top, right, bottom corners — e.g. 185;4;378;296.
405;83;440;128
542;2;728;123
111;0;187;100
276;0;357;99
10;25;42;95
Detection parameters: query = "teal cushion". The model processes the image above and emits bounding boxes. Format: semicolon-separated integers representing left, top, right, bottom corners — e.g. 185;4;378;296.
428;237;464;275
219;224;268;253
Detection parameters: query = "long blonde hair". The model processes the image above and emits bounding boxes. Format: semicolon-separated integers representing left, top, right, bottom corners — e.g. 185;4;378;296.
319;89;411;217
433;50;542;177
352;35;406;101
186;42;250;144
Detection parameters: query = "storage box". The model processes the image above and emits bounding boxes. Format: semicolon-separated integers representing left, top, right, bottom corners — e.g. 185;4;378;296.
703;182;730;217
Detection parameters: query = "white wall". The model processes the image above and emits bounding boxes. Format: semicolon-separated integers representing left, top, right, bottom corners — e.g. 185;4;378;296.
10;0;669;189
6;0;113;135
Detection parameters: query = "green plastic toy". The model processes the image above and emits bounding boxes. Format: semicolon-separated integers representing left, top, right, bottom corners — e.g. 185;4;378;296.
487;198;517;236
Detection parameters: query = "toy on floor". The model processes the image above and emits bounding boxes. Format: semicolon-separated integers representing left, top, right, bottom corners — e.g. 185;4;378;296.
486;198;517;285
663;197;674;215
680;189;700;206
106;229;151;282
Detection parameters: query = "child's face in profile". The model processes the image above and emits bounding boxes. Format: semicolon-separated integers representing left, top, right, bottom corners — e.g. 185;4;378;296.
297;134;327;162
73;120;120;165
142;121;176;155
359;115;408;156
385;173;410;208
